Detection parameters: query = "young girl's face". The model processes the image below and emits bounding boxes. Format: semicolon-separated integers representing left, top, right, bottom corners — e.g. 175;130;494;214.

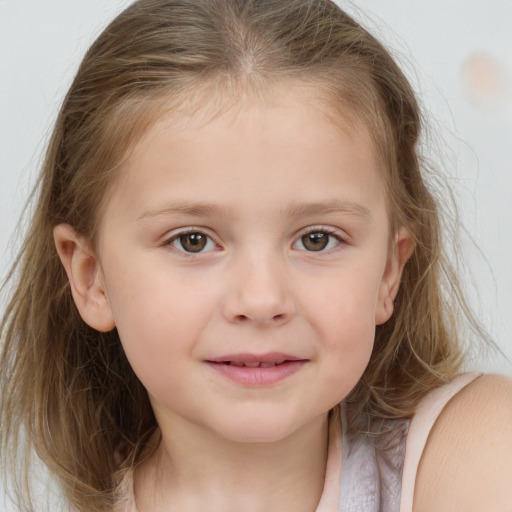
81;87;409;443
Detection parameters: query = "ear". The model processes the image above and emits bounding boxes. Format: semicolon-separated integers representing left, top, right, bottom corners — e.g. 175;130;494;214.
375;227;415;325
53;224;115;332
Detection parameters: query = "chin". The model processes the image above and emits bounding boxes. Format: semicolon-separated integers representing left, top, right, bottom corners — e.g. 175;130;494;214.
210;414;313;445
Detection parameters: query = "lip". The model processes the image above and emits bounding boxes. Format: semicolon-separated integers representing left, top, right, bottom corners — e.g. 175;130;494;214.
208;352;302;365
205;352;308;386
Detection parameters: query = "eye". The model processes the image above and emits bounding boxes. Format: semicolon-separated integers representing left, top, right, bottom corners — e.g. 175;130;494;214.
168;231;218;254
293;229;342;252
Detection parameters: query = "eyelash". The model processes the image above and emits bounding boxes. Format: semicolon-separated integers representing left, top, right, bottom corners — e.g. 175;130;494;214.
163;226;346;256
293;226;345;253
163;228;220;256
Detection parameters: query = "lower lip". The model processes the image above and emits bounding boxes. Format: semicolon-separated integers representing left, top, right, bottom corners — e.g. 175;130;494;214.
205;360;307;386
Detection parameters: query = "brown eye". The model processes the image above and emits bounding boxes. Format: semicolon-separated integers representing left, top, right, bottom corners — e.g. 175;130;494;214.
172;232;214;253
294;230;342;252
301;232;329;251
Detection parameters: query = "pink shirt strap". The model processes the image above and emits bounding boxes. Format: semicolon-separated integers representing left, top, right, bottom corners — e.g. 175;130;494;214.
399;372;483;512
315;409;343;512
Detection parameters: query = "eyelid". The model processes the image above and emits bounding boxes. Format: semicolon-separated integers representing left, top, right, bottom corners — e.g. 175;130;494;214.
162;226;222;255
296;225;347;239
292;225;348;252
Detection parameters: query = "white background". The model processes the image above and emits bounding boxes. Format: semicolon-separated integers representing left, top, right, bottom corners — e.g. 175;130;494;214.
0;0;511;507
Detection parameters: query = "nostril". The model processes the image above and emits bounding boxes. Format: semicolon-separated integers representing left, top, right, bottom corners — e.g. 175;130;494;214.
235;314;249;322
273;314;285;321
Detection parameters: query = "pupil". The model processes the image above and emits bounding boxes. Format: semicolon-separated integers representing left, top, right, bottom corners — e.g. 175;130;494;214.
181;233;206;252
303;232;328;251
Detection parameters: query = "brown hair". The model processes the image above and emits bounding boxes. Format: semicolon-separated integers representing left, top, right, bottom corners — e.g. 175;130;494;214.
1;0;472;510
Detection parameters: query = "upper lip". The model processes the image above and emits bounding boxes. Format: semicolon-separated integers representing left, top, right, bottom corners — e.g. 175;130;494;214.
207;352;304;365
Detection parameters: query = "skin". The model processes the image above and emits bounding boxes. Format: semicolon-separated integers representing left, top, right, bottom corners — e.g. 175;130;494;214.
414;373;512;511
55;87;512;511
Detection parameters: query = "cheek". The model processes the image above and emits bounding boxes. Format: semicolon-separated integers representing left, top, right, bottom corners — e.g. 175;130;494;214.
102;264;216;386
300;265;383;390
306;266;383;339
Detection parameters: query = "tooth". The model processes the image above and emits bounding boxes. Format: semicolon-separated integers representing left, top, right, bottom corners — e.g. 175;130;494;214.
230;361;244;367
260;362;276;368
243;362;260;367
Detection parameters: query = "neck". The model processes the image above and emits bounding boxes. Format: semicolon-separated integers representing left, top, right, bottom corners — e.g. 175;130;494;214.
134;414;330;512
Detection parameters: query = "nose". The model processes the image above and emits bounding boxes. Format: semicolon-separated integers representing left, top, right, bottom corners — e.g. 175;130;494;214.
221;252;296;327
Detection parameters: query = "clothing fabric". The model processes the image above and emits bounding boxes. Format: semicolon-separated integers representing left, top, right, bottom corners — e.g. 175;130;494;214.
334;372;482;512
114;373;482;512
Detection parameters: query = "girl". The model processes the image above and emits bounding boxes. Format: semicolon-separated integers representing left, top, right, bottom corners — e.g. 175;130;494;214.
1;1;511;511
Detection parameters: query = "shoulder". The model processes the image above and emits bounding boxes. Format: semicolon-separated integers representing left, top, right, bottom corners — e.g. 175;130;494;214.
413;374;512;512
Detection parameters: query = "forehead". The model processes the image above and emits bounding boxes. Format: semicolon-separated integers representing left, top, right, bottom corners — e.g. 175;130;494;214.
98;85;388;233
127;83;378;171
127;78;377;152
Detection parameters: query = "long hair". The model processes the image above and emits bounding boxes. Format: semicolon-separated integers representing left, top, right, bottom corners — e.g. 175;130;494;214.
1;1;473;510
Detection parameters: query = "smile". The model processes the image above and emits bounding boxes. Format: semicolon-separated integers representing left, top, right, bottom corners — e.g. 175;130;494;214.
221;361;283;367
206;353;308;386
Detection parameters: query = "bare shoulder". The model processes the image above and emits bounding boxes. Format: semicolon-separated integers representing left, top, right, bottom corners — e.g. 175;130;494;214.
414;374;512;512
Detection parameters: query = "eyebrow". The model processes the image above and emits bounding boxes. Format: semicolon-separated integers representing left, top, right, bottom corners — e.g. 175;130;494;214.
138;199;371;222
282;199;372;221
138;201;237;221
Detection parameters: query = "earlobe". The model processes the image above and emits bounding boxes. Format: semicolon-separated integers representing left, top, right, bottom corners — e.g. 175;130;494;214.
53;224;115;332
375;227;415;325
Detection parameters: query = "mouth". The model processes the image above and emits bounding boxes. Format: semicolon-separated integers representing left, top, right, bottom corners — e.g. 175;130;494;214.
217;361;287;368
205;353;308;386
207;352;303;366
